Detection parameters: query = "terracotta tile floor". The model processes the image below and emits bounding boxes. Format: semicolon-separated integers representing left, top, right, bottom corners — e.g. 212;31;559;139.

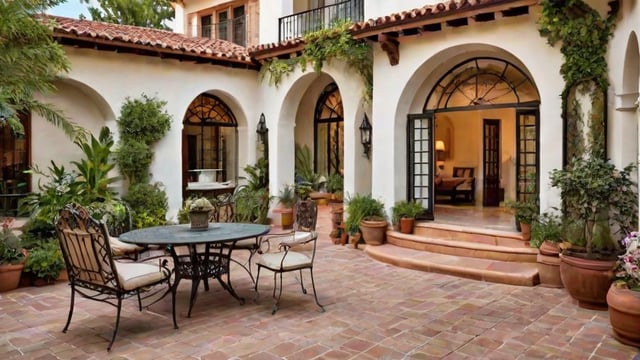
1;205;639;359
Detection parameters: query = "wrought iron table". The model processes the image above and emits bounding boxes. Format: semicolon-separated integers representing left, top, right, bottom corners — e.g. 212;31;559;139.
119;223;270;317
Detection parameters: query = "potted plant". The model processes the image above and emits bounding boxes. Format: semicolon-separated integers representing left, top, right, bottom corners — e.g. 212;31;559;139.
276;183;296;229
391;200;424;234
606;231;640;347
505;199;539;242
531;211;564;288
0;218;27;292
550;156;638;309
345;193;387;246
187;197;213;230
325;173;344;202
23;240;65;286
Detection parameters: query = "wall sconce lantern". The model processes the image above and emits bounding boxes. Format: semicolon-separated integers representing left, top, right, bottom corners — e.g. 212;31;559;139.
256;113;268;138
359;113;372;158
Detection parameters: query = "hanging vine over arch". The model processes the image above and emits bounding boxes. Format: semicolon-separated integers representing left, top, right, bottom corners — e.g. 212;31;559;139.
538;0;619;160
260;21;373;102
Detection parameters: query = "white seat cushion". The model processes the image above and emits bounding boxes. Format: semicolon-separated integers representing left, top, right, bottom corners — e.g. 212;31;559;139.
257;251;311;271
114;261;168;291
109;236;143;256
233;238;258;249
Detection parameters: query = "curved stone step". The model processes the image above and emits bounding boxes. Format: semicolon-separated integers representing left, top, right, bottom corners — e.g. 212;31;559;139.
414;222;525;247
387;230;538;263
366;244;540;287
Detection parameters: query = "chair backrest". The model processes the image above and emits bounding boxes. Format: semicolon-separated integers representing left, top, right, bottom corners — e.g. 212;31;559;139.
294;199;318;232
56;204;120;290
452;167;474;178
211;193;235;223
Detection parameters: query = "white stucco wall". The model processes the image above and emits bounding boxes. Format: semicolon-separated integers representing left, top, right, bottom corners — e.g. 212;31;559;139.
370;11;564;215
36;47;260;220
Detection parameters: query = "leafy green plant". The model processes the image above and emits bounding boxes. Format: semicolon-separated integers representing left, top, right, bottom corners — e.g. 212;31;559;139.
549;157;638;255
530;211;563;248
123;182;168;228
86;199;131;236
72;126;118;202
0;218;25;265
325;173;343;194
24;240;64;281
260;20;372;102
243;157;269;190
116;94;172;146
344;193;385;235
391;200;423;225
114;139;153;184
277;184;297;208
234;187;272;224
505;199;539;225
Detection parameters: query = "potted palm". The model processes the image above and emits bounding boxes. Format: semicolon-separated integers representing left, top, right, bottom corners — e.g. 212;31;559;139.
276;183;297;229
391;200;424;234
550;156;638;309
345;193;387;246
0;218;27;292
606;231;640;347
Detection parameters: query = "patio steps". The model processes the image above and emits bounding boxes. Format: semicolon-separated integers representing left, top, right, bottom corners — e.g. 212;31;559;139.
364;222;540;286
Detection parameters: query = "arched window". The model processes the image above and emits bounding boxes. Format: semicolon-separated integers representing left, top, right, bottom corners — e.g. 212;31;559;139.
183;94;237;185
314;83;343;176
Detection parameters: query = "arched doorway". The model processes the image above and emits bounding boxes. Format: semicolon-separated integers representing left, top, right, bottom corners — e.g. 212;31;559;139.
314;82;344;176
408;57;540;219
0;112;30;215
181;93;238;196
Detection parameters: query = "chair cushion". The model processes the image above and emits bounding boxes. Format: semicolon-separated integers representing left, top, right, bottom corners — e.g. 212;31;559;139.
109;236;143;256
233;238;258;249
114;261;169;291
257;251;311;271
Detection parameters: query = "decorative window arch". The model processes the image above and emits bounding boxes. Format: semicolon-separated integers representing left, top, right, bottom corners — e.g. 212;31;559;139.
183;94;237;185
424;57;539;111
314;83;343;176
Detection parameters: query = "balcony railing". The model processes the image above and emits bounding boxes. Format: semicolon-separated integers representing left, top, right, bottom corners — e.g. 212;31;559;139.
278;0;364;43
200;14;247;47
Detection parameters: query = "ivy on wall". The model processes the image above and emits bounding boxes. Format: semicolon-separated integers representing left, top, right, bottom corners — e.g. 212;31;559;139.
260;21;373;102
538;0;618;160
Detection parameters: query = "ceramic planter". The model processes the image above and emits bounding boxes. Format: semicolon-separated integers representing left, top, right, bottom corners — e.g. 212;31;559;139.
0;262;25;292
559;253;615;310
189;210;210;230
536;241;563;288
520;222;531;242
359;218;387;245
399;217;414;234
606;284;640;348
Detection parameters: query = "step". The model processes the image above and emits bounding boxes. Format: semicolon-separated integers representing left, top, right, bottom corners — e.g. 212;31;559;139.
366;244;540;287
387;230;538;263
414;222;525;247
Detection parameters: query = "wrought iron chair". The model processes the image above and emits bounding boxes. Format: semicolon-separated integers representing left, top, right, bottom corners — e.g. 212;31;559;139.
55;204;177;351
254;199;325;314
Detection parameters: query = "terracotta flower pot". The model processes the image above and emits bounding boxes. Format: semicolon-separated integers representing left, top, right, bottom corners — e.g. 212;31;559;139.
559;253;615;310
520;222;531;242
0;263;25;292
607;284;640;348
359;219;387;246
399;217;414;234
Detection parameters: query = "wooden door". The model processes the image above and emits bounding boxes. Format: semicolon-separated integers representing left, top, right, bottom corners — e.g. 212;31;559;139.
483;119;500;207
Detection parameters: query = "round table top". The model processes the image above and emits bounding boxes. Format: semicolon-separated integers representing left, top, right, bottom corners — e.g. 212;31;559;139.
119;223;271;245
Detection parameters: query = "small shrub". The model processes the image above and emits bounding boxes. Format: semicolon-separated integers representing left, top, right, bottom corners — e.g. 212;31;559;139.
123;182;168;228
24;240;65;281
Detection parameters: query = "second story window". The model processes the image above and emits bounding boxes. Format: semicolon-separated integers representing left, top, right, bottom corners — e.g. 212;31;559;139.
200;15;212;38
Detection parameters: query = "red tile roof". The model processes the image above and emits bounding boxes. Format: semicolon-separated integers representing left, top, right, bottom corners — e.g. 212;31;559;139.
49;15;257;69
249;0;536;59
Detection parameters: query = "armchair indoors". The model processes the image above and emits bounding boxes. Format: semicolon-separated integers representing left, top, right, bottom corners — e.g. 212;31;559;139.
55;204;177;351
254;199;325;314
435;167;475;203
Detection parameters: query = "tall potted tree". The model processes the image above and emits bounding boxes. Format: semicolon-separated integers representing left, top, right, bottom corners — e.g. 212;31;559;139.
550;157;638;309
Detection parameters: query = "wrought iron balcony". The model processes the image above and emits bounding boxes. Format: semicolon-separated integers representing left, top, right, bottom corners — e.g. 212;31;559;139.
278;0;364;43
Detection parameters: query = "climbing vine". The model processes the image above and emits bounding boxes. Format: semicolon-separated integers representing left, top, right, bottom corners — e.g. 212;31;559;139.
260;20;373;102
538;0;618;160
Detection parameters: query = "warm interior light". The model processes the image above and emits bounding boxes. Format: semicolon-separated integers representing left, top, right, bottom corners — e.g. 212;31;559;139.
435;140;446;152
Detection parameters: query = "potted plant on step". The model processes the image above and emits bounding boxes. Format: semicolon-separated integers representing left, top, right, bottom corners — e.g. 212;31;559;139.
606;231;640;347
506;198;539;242
345;193;387;247
391;200;424;234
550;156;638;309
0;218;27;292
531;211;563;288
